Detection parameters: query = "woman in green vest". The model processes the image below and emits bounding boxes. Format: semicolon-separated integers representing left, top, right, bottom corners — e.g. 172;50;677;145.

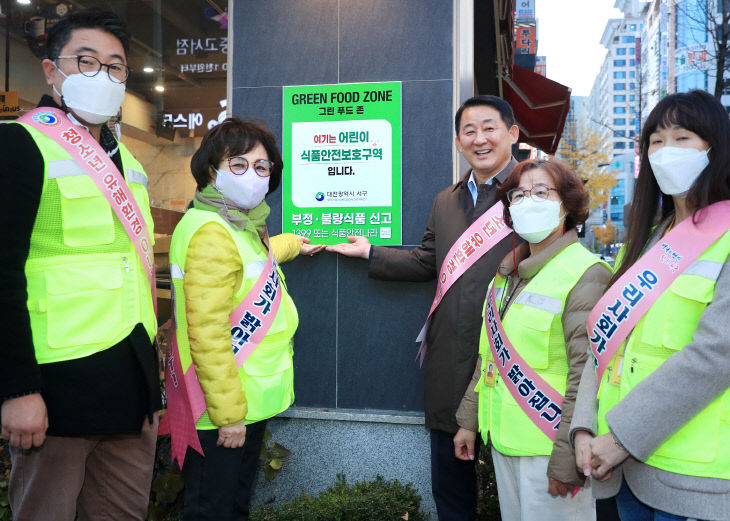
454;158;611;521
169;118;321;521
571;90;730;521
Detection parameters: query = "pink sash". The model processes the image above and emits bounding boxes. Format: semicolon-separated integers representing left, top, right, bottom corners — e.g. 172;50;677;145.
416;201;510;363
18;108;157;311
159;230;284;467
587;200;730;385
484;286;564;440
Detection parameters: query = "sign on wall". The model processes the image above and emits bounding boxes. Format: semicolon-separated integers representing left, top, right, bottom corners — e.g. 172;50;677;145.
282;82;402;245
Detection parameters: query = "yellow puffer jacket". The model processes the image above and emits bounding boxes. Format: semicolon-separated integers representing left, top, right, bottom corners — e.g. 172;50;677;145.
183;227;301;427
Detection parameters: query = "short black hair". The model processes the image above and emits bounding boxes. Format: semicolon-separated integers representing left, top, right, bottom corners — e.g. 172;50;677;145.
46;8;130;61
454;95;516;135
191;118;284;195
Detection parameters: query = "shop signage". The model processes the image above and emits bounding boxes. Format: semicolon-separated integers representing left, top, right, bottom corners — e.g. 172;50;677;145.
0;91;20;116
282;82;402;245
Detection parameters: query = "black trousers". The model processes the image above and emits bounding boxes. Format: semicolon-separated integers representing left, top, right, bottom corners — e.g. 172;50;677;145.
430;428;480;521
182;420;268;521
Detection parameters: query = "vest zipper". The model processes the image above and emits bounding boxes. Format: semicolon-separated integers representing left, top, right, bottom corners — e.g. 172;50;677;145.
122;256;130;273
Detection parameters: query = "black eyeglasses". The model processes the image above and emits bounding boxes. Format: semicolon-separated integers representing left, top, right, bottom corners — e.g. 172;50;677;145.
507;183;559;205
55;55;131;83
227;156;274;177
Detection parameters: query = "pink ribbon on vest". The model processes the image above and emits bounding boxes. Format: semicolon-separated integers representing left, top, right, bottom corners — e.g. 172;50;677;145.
416;201;510;364
18;108;157;312
484;285;564;441
160;231;283;467
587;200;730;386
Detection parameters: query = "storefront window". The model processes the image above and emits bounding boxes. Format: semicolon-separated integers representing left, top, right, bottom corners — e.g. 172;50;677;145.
1;0;228;212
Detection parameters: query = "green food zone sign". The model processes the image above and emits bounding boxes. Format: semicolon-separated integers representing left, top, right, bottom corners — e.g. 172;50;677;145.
282;81;402;245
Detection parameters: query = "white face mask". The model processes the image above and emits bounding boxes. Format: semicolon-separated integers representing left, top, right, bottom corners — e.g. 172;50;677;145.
213;167;270;210
648;146;710;196
54;68;126;125
510;198;564;244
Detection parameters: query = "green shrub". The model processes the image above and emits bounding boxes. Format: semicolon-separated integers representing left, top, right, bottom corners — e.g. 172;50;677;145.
476;440;501;521
249;474;429;521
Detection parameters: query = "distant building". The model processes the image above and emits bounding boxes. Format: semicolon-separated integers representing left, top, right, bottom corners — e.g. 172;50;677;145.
609;153;637;242
587;0;644;159
639;0;730;116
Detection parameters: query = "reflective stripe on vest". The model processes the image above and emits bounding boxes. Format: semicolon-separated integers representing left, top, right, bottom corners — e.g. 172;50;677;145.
479;242;606;456
21;123;156;364
597;231;730;479
169;208;298;427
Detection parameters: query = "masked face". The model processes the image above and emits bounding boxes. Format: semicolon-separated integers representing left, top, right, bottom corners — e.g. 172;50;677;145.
507;168;565;244
44;28;128;125
213;143;271;210
510;198;564;243
54;68;126;125
647;124;710;196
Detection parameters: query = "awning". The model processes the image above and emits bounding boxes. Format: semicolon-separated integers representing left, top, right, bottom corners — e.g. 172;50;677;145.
501;64;572;155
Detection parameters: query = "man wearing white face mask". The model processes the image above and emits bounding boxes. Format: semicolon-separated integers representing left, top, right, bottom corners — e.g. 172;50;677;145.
0;9;160;521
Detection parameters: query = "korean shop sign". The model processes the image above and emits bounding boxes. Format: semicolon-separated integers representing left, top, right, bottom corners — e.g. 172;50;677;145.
282;82;402;245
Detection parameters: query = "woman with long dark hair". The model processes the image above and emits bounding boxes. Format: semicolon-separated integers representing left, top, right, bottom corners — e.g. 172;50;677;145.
571;90;730;521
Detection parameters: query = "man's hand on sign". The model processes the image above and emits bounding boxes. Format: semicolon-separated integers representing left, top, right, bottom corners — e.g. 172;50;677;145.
1;393;49;449
325;236;371;259
217;421;247;448
298;236;325;256
453;428;476;461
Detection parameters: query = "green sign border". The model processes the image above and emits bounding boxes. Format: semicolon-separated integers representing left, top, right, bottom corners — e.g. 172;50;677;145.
282;81;402;245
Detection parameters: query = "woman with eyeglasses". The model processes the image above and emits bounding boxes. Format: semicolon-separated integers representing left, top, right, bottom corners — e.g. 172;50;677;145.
453;158;610;521
570;90;730;521
167;118;321;521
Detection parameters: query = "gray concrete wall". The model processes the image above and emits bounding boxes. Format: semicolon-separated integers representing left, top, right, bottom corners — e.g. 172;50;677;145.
250;410;435;516
230;2;456;516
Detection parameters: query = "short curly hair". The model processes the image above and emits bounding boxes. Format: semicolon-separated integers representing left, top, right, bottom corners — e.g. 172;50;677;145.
190;118;283;194
497;158;589;232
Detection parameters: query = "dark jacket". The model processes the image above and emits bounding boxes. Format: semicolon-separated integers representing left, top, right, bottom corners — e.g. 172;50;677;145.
0;96;161;436
369;160;518;433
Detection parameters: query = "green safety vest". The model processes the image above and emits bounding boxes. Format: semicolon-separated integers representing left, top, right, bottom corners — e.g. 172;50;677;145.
478;242;606;456
169;208;298;428
597;231;730;479
21;123;157;364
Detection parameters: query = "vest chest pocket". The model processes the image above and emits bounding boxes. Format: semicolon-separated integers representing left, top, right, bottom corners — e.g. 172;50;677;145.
508;304;558;369
659;275;714;350
57;175;115;247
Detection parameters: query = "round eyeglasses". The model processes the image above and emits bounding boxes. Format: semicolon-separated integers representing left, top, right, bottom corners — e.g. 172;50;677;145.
55;55;131;83
507;183;559;205
227;156;274;177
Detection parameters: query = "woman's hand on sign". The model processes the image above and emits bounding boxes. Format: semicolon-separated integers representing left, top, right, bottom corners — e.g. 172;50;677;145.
547;478;573;497
298;236;325;256
589;432;629;481
573;429;595;478
325;236;371;259
217;421;247;448
453;428;477;461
